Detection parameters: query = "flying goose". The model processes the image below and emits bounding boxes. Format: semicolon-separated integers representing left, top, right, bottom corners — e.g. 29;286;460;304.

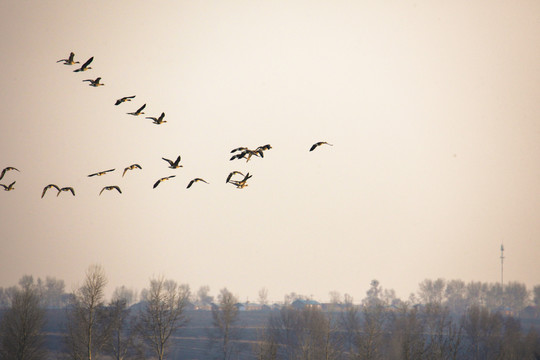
0;181;16;191
115;95;136;105
57;52;79;65
153;175;176;189
58;187;75;197
99;186;122;195
127;103;146;116
162;156;182;169
226;171;244;183
310;141;333;152
83;77;104;87
0;167;19;180
187;178;208;189
41;184;60;198
88;169;115;177
146;112;166;124
122;164;142;177
73;56;93;72
230;149;263;162
228;173;252;189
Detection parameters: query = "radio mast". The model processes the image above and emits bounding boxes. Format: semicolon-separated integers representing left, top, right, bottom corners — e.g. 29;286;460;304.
500;243;505;289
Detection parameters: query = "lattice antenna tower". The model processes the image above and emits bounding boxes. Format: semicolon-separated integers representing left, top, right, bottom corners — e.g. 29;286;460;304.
500;243;505;289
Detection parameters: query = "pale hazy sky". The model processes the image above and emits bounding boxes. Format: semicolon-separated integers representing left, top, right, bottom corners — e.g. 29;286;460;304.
1;1;539;303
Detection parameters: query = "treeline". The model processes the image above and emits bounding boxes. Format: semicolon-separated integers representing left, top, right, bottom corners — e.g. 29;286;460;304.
256;297;540;360
0;266;539;359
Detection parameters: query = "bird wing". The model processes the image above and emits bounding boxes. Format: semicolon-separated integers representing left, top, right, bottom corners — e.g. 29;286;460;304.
67;187;75;196
153;179;161;189
0;168;5;180
137;104;146;112
113;186;122;193
173;155;181;166
309;144;317;151
162;158;173;166
187;180;194;188
82;56;93;68
42;184;59;198
99;187;105;195
115;99;123;105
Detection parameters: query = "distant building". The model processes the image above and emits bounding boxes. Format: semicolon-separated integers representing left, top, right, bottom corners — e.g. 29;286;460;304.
236;302;263;311
291;299;322;310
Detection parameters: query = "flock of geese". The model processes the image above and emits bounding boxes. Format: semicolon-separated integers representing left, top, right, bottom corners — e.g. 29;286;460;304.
1;52;333;197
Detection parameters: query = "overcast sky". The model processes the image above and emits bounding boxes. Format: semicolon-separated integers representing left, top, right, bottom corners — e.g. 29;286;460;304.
1;0;539;303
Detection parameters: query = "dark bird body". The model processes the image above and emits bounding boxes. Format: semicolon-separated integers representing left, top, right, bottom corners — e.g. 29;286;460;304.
115;96;136;105
153;176;176;189
146;112;166;124
162;156;182;169
99;186;122;195
123;164;142;177
309;141;333;151
1;181;16;191
0;167;19;180
127;103;146;116
58;187;75;197
83;77;104;87
187;178;208;189
88;169;115;177
41;184;60;198
226;171;244;183
74;56;93;72
57;52;79;65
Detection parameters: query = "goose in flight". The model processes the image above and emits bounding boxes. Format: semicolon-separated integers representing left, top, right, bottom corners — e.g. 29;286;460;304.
122;164;142;177
228;173;252;189
257;144;272;151
153;175;176;189
146;112;166;125
230;147;249;154
115;95;136;106
127;103;146;116
226;171;244;183
88;169;115;177
99;186;122;195
0;181;16;191
41;184;60;198
230;149;263;162
309;141;333;152
57;52;79;65
162;156;182;169
58;187;75;197
0;167;19;181
187;178;208;189
73;56;93;72
83;77;104;87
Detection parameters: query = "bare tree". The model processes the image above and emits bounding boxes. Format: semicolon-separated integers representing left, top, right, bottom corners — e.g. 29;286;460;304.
211;288;240;360
65;264;109;360
504;282;530;313
258;288;269;306
104;287;139;360
136;277;190;360
0;276;46;360
196;285;213;308
532;285;540;308
418;279;446;305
